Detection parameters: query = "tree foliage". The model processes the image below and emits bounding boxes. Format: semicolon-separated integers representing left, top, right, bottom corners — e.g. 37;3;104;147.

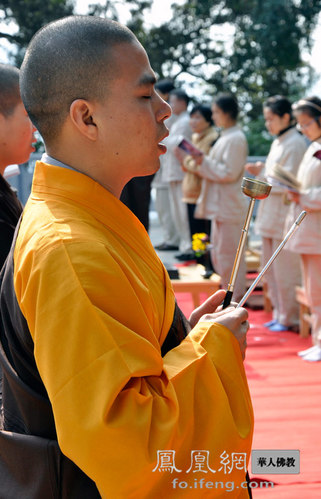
0;0;75;64
134;0;320;154
87;0;152;23
143;1;320;97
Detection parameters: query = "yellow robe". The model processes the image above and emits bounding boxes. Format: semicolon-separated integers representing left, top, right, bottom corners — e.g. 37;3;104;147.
14;161;253;498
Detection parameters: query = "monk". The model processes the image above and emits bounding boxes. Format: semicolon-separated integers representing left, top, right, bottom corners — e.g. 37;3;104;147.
0;63;36;268
0;16;253;498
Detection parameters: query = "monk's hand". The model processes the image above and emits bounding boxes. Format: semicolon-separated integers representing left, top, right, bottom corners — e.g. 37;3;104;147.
189;290;249;360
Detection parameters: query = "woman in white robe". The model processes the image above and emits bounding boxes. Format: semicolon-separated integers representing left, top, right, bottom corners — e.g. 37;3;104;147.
246;96;307;332
285;96;321;361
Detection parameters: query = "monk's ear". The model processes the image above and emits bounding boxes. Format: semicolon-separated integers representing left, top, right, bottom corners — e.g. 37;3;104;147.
69;99;97;140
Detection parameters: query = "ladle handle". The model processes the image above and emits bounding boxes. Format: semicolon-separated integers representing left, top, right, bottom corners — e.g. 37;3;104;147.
222;290;233;309
222;197;256;309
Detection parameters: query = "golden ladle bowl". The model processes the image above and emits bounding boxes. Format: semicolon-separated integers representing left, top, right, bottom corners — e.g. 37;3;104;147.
242;177;272;200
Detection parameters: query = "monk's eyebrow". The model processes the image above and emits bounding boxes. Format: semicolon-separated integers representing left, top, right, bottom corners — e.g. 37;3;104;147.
137;74;157;87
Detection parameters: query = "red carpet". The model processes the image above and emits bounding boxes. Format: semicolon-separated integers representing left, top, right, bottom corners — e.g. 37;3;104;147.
175;293;321;498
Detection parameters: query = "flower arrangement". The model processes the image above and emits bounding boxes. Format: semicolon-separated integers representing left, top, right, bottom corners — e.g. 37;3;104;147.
191;233;214;278
192;233;210;257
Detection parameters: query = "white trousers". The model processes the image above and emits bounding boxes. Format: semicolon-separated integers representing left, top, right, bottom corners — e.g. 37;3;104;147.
301;254;321;347
262;237;301;327
154;186;179;246
168;181;192;253
210;220;246;302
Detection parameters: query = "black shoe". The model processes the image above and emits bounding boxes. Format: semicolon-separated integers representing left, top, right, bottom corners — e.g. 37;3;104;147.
154;242;179;251
175;252;196;261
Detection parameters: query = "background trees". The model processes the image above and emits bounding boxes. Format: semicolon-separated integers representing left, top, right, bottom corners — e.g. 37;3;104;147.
0;0;320;153
0;0;74;64
138;0;321;153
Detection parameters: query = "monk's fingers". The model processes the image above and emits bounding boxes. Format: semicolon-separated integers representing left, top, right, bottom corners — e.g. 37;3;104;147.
189;289;227;328
200;305;248;325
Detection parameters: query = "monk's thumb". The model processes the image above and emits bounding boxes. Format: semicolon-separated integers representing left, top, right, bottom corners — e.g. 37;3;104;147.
194;289;226;318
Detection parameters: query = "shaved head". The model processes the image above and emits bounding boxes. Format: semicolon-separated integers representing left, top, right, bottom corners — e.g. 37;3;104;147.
20;16;137;145
0;64;20;117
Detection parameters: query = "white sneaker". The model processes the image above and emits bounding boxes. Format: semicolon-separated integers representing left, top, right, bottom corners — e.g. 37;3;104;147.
298;345;319;357
302;346;321;362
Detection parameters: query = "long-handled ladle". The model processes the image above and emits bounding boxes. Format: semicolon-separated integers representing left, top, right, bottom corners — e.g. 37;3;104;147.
222;177;272;309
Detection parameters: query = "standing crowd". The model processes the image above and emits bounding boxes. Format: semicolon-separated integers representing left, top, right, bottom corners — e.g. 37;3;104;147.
150;85;321;362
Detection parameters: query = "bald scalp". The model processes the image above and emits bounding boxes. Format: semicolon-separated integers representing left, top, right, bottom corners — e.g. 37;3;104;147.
0;64;20;117
20;16;137;145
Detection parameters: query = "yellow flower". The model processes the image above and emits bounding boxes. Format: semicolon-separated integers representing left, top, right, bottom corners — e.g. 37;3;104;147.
192;233;210;256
